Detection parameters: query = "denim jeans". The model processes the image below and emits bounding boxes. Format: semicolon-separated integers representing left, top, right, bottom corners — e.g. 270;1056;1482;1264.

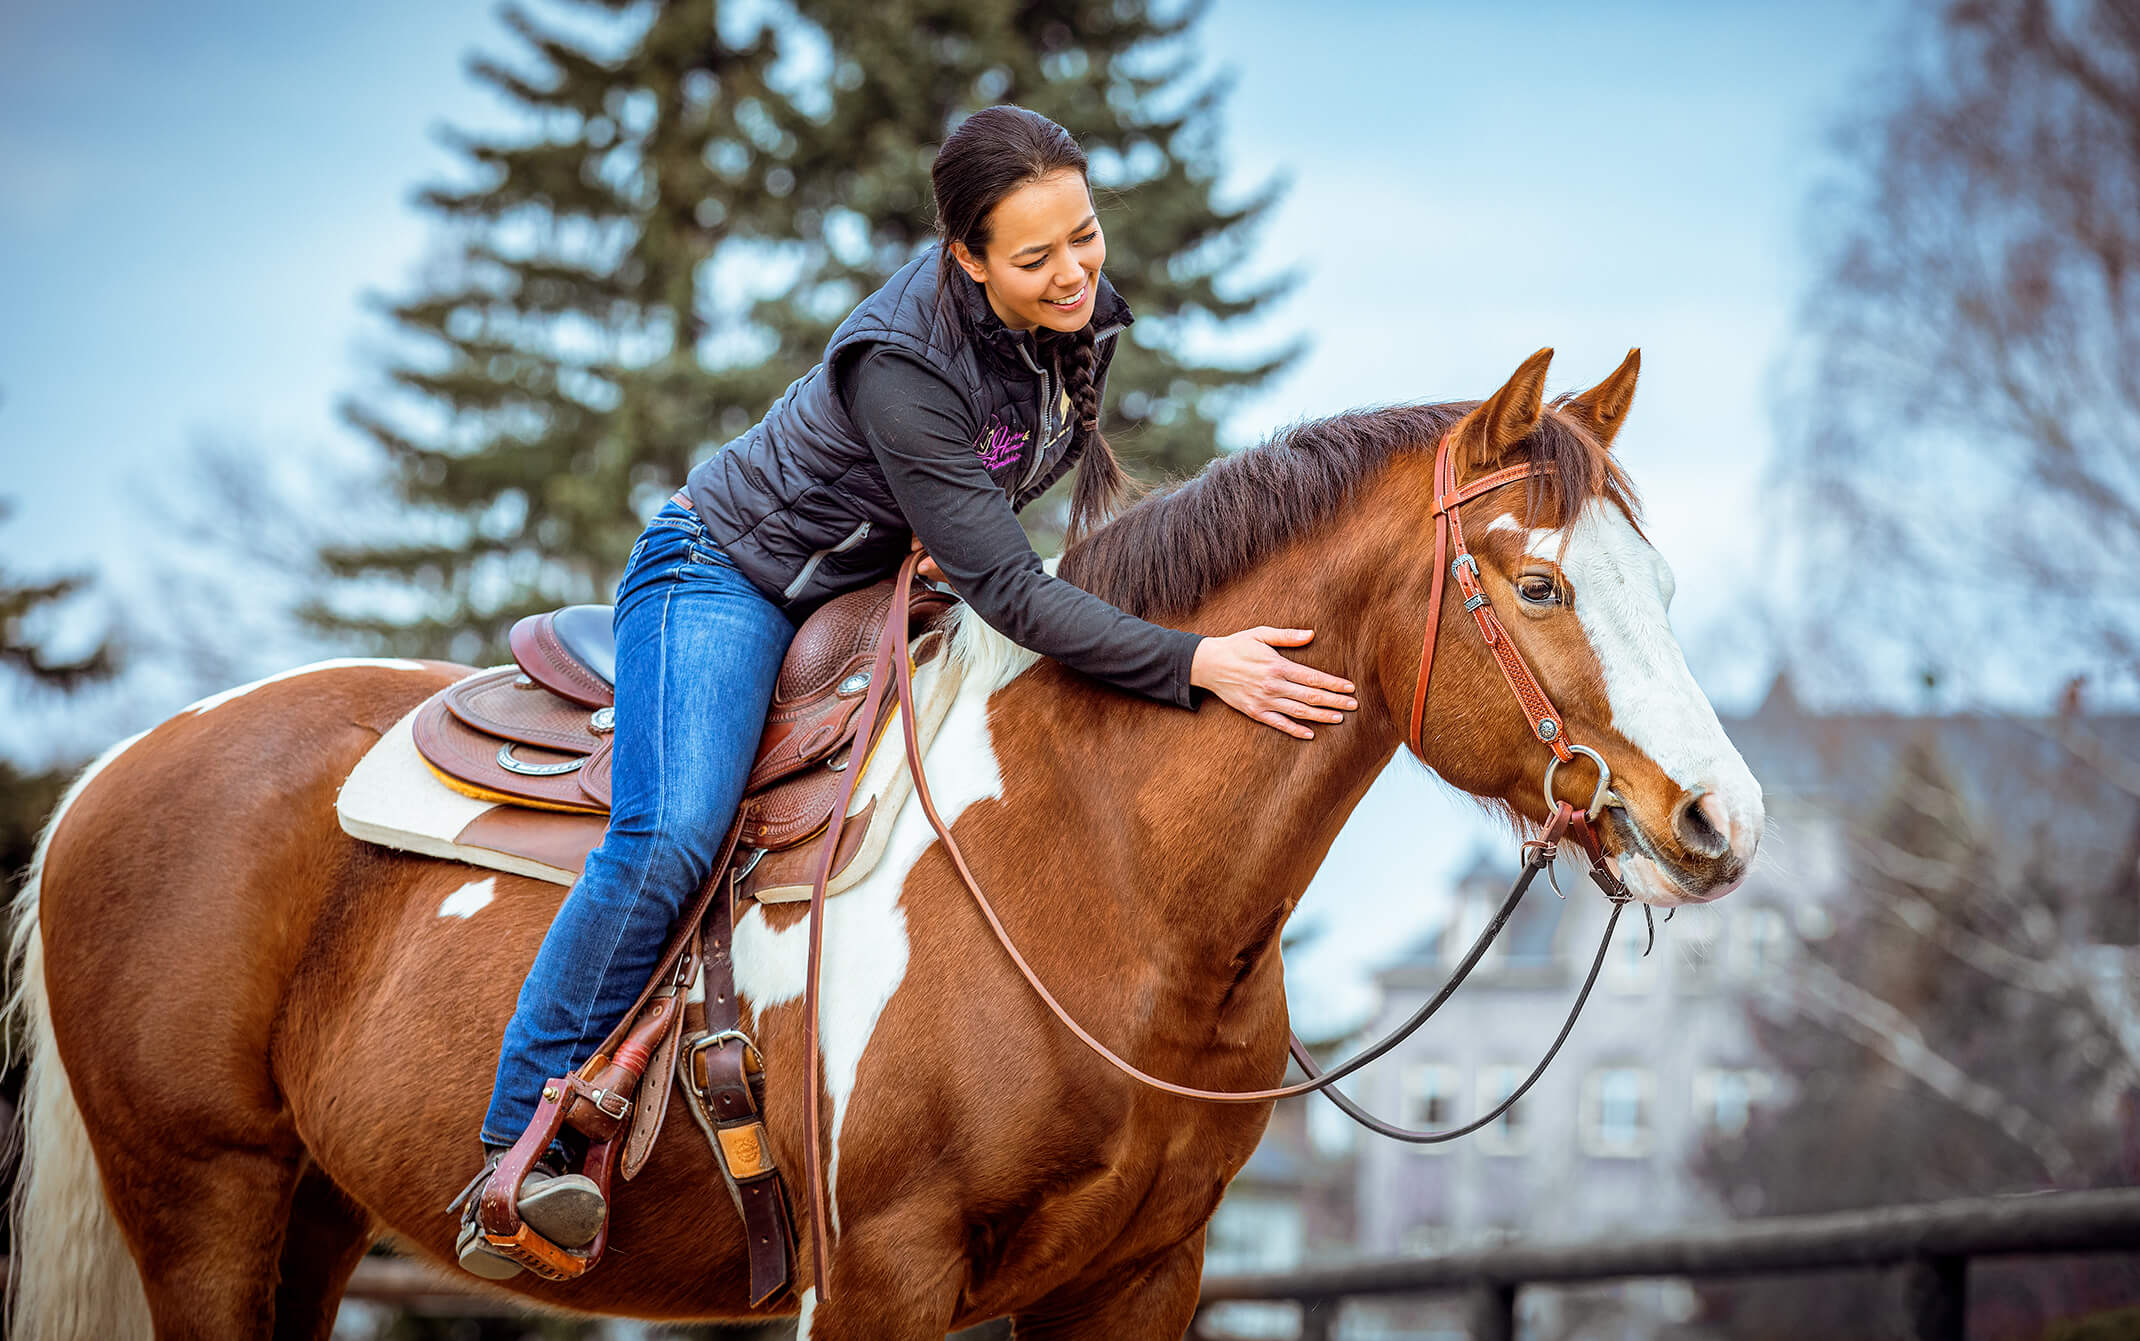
481;498;797;1147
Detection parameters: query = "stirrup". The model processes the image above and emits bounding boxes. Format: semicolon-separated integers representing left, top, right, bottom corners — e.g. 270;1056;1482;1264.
473;1080;622;1281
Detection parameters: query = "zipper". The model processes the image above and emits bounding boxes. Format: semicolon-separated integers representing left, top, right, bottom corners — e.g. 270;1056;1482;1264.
781;520;871;600
1014;340;1061;493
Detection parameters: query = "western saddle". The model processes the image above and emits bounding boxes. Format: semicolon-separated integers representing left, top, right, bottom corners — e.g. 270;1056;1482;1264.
417;564;954;1299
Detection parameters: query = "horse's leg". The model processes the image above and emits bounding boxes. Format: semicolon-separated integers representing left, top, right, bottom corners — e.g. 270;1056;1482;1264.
798;1214;965;1341
94;1136;306;1341
271;1162;376;1341
1008;1235;1207;1341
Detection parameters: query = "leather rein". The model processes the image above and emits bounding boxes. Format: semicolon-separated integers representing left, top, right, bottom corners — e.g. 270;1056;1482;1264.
793;429;1638;1299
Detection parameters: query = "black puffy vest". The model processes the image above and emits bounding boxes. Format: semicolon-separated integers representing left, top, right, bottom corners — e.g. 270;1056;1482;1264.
681;249;1133;611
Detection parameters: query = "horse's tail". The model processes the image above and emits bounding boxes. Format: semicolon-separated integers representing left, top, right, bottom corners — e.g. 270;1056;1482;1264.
6;733;154;1341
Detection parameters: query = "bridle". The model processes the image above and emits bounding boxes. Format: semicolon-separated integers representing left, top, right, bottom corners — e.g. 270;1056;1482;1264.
1412;428;1615;819
795;428;1643;1299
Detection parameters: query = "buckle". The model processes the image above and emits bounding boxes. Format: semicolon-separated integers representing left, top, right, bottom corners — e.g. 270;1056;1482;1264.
587;1086;631;1121
686;1028;764;1080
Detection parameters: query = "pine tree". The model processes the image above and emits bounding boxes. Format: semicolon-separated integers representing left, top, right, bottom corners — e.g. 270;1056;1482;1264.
321;0;1291;663
774;0;1299;482
1;497;121;897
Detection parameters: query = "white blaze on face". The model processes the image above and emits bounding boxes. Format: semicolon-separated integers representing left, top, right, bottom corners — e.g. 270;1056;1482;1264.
1491;504;1764;869
728;678;1010;1234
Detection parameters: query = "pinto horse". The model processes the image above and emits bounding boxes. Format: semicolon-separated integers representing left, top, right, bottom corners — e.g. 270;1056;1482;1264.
10;349;1762;1340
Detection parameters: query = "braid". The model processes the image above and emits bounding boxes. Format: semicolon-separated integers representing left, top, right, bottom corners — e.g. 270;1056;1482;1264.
1055;323;1140;546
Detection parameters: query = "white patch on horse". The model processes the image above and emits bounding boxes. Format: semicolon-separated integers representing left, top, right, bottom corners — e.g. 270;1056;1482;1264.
437;877;496;920
944;602;1042;695
1519;501;1761;841
180;657;430;715
730;681;1006;1234
796;1286;817;1338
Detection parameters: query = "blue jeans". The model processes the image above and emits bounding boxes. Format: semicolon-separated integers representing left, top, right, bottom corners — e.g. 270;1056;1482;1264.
482;498;797;1147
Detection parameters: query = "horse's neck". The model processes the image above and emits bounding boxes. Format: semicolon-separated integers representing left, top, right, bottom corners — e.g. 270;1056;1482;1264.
996;547;1405;1022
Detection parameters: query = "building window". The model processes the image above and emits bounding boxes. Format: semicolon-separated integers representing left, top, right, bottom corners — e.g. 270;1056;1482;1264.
1677;925;1723;993
1606;914;1659;994
1581;1067;1652;1158
1475;1063;1529;1154
1694;1068;1774;1138
1204;1194;1305;1276
1739;906;1791;976
1403;1063;1461;1150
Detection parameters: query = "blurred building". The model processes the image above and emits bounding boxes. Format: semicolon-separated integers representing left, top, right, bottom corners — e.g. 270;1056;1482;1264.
1207;675;2140;1338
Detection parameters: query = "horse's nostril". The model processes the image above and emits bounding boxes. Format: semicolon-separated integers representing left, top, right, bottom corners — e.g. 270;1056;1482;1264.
1671;786;1731;861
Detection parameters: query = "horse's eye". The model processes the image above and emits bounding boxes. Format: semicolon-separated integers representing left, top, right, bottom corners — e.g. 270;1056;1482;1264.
1518;574;1559;605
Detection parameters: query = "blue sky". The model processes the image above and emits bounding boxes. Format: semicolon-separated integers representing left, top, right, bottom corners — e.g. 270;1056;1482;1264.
0;1;1905;1026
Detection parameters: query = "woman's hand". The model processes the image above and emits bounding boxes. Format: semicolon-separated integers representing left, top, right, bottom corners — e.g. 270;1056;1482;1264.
1190;628;1358;739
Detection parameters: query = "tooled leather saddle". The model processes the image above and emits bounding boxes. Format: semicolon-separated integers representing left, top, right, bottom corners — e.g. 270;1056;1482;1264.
419;568;954;1296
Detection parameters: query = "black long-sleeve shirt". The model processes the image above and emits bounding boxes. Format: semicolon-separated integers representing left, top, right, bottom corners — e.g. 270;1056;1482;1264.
838;343;1203;709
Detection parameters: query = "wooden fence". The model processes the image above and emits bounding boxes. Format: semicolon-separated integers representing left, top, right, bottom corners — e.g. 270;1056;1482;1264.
340;1188;2140;1338
1191;1187;2140;1341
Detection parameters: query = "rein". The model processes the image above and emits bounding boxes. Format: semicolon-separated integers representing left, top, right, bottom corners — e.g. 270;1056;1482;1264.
793;430;1638;1298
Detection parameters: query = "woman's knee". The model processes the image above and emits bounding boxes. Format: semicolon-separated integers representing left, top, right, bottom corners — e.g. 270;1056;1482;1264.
582;811;730;904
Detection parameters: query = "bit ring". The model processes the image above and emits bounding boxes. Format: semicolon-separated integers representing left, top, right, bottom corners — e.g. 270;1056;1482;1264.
1543;745;1614;822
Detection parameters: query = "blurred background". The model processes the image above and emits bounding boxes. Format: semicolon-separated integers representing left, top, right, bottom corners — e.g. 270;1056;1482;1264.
4;0;2137;1337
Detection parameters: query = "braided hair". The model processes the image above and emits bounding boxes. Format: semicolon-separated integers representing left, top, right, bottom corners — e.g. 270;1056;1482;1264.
930;106;1137;545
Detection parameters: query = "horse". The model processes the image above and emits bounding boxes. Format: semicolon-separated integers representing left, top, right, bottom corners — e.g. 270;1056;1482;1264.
9;348;1763;1340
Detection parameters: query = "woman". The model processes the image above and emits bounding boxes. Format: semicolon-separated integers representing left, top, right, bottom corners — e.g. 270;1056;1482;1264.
457;104;1360;1279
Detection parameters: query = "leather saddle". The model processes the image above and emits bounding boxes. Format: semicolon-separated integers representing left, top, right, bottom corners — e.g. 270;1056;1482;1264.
411;575;957;881
430;564;958;1291
445;558;956;1297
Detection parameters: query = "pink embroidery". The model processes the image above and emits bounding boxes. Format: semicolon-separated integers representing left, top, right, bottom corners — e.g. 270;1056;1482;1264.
975;421;1027;471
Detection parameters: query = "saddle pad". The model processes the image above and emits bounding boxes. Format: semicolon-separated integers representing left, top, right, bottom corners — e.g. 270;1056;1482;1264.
336;671;607;886
336;640;965;897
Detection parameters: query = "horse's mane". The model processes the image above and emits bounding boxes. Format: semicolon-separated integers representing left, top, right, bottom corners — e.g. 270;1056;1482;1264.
1058;399;1640;621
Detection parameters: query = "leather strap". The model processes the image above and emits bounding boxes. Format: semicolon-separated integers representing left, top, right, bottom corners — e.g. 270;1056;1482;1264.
1411;438;1575;761
679;877;797;1306
876;434;1629;1106
577;824;739;1070
795;549;916;1305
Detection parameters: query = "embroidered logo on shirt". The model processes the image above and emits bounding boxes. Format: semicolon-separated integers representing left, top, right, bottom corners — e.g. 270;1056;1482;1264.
975;419;1028;471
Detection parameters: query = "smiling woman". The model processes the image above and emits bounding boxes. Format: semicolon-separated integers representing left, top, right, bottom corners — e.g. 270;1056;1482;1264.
450;102;1364;1284
947;167;1108;332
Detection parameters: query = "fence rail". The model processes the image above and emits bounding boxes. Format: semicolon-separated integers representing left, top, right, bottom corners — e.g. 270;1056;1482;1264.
337;1189;2140;1337
1192;1187;2140;1341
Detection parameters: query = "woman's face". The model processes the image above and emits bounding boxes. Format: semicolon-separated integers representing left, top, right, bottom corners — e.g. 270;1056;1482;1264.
951;168;1107;336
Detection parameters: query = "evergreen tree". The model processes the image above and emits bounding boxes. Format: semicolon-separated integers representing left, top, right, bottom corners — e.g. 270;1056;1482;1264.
1;498;121;895
773;0;1298;482
319;0;1292;664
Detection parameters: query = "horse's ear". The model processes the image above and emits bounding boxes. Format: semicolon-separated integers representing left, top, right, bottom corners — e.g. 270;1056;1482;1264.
1449;347;1553;470
1562;348;1641;451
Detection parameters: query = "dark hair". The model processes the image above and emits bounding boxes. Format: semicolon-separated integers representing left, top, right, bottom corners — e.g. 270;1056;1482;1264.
931;105;1135;545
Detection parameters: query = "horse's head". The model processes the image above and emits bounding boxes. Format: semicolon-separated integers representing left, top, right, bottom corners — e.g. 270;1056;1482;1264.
1378;348;1763;906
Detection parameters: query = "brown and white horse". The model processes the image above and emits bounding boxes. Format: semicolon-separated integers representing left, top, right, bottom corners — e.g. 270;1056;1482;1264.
9;350;1761;1340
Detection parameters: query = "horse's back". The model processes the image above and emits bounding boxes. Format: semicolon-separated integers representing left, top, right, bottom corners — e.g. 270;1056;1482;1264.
34;659;465;1109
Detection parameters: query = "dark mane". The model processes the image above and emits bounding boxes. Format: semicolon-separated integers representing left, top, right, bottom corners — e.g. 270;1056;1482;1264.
1058;399;1639;620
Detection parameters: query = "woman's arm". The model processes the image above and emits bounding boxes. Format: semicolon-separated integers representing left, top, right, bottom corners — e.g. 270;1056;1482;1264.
843;344;1201;707
841;346;1357;735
